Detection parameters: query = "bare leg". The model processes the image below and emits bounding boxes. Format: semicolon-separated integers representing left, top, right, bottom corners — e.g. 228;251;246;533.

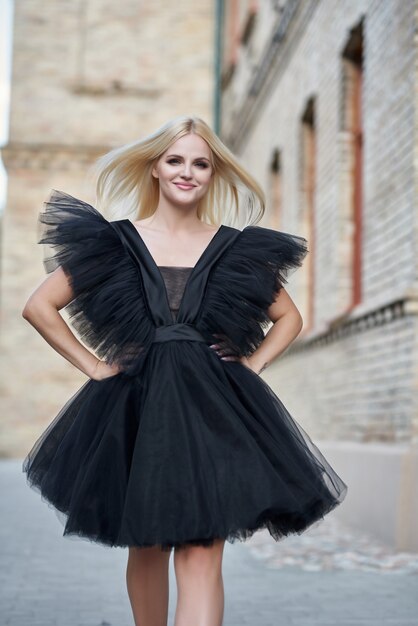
173;539;226;626
126;545;172;626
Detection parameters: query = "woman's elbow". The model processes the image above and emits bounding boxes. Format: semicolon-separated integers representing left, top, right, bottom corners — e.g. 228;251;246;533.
22;295;48;323
296;313;304;334
22;300;37;323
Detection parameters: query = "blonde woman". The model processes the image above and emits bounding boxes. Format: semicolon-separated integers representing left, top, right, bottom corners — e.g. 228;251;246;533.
22;115;347;626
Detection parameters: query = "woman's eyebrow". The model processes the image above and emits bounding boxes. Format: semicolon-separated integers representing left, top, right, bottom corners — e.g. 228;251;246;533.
166;154;210;161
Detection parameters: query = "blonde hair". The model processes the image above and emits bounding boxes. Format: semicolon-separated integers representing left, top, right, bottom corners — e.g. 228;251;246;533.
89;114;265;227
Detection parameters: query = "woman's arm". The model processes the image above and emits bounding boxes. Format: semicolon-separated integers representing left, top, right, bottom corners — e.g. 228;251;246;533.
22;267;120;380
213;287;303;375
246;288;303;374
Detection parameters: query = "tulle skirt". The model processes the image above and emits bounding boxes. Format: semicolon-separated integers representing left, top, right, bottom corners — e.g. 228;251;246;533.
22;340;347;552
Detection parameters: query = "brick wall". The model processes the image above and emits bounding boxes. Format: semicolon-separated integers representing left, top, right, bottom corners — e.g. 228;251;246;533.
0;0;215;458
221;0;418;445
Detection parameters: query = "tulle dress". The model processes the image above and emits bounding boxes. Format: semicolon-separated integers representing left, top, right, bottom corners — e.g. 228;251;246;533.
22;189;348;552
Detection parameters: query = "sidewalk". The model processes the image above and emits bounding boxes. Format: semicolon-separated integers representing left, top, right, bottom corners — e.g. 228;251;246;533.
1;458;417;626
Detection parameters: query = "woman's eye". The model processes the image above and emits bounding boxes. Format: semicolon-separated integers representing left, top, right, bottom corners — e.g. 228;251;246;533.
167;159;208;168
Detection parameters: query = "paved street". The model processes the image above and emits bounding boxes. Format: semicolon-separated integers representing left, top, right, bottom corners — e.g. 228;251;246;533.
1;458;417;626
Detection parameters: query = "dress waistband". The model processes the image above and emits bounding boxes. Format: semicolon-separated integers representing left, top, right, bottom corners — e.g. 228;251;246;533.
153;323;207;343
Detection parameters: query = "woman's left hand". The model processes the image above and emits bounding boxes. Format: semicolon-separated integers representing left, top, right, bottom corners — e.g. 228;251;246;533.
209;340;259;374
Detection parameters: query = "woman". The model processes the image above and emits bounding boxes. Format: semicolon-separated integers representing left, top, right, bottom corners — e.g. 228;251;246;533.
22;115;347;626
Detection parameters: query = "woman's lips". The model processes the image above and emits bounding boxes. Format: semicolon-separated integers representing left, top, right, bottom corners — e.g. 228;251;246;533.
174;183;196;190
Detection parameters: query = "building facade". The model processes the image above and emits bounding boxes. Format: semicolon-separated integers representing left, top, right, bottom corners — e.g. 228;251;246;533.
0;0;215;457
218;0;418;550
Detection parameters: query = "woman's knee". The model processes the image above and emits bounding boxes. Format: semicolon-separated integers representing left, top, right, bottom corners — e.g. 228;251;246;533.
173;539;225;579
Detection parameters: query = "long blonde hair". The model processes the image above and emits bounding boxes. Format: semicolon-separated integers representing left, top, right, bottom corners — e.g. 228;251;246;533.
89;114;265;227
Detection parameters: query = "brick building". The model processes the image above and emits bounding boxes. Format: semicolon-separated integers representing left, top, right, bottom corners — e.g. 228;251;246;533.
220;0;417;550
0;0;215;456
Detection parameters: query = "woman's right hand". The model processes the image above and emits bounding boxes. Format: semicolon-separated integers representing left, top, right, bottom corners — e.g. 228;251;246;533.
90;359;122;381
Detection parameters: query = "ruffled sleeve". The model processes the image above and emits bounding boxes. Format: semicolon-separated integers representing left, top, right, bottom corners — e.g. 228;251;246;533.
37;189;155;375
196;225;309;357
242;224;309;291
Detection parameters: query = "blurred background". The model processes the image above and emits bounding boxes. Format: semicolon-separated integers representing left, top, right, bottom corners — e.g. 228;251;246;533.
0;2;418;619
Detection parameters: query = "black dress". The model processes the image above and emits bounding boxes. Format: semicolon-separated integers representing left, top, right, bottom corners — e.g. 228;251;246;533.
22;189;348;552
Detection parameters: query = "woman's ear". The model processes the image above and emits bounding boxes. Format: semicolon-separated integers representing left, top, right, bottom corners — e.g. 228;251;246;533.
151;159;159;178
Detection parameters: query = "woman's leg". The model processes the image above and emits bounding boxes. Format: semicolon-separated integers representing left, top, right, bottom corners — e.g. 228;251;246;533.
126;545;172;626
173;539;226;626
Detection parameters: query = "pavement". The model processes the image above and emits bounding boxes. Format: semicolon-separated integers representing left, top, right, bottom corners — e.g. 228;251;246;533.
246;517;418;575
1;458;418;626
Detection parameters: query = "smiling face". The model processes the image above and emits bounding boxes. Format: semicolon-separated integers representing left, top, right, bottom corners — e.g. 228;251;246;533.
151;133;214;209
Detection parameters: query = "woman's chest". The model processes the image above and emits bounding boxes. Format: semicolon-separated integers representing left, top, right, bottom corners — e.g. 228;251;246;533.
158;266;193;322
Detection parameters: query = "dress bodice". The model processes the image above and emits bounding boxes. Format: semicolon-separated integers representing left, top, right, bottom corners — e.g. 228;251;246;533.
158;266;193;322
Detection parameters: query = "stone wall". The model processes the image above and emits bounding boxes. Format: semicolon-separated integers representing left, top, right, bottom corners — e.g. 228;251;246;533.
0;0;214;458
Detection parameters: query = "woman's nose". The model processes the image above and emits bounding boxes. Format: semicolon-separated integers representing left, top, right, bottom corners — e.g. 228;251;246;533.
180;163;193;177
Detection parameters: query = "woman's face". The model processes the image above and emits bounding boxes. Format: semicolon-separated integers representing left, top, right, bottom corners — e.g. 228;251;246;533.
152;133;214;208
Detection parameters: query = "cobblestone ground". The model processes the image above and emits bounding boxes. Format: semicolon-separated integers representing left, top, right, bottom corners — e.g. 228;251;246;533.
246;516;418;575
1;458;418;626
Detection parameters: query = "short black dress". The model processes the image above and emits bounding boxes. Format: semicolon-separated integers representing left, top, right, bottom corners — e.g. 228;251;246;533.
22;189;348;552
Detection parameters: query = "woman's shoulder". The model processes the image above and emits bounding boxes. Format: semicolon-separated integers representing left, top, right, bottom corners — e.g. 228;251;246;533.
42;189;108;220
37;189;126;274
226;222;309;256
207;221;309;295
